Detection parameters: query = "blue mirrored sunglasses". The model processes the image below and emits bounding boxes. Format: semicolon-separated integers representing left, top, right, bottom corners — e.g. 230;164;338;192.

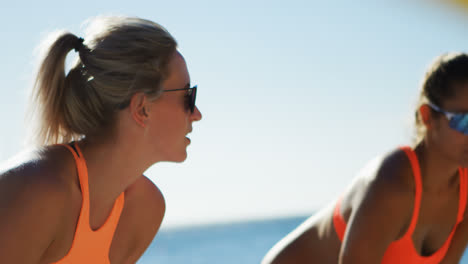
428;102;468;135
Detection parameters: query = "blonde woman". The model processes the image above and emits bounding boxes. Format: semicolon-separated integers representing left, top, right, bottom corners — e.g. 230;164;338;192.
0;16;202;263
263;53;468;264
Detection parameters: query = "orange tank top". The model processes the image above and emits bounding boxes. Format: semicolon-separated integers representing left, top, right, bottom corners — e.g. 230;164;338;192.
333;146;468;263
51;143;125;264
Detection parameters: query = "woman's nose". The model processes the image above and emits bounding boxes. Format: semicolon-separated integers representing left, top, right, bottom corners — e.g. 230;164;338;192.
191;106;202;121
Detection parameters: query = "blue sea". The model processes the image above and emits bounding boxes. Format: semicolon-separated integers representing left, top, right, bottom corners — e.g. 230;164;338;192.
137;216;306;264
137;215;468;264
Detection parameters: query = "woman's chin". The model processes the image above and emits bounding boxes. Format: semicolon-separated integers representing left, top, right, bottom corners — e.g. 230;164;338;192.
169;151;188;163
159;143;189;163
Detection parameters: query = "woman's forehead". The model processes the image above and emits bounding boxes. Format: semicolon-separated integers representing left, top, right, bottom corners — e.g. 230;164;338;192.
164;52;190;89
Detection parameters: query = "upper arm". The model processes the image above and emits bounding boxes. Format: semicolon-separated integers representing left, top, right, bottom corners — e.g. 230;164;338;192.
0;170;67;263
138;175;166;228
339;151;413;264
126;175;165;263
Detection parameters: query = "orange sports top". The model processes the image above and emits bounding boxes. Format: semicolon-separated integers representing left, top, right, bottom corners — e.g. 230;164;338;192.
333;146;468;263
52;143;125;264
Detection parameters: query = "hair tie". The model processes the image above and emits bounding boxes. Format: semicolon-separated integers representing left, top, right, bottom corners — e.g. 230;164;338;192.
74;37;85;52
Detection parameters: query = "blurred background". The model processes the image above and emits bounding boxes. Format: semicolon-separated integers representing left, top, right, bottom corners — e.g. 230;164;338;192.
2;0;468;263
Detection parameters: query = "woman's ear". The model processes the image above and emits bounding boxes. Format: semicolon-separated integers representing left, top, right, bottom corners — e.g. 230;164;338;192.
129;93;149;128
419;104;432;128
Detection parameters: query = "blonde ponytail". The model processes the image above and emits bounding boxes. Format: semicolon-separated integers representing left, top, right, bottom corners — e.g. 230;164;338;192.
27;32;85;145
26;16;177;146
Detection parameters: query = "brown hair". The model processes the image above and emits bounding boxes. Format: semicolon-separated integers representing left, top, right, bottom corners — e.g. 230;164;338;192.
414;52;468;143
27;16;177;145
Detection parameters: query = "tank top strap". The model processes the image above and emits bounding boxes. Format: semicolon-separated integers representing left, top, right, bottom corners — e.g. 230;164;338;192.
399;146;423;236
58;143;81;162
70;142;89;197
457;167;468;224
58;142;90;221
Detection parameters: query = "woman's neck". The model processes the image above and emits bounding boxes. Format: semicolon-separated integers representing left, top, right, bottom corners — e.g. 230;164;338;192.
414;141;460;193
76;135;151;208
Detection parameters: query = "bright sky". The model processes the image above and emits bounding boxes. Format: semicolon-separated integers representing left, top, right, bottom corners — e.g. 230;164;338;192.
1;0;468;228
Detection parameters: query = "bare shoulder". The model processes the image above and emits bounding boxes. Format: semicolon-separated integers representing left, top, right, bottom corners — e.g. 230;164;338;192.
339;148;417;263
0;145;73;262
369;147;415;207
345;147;417;234
0;145;74;199
119;175;165;262
121;174;165;229
347;147;415;210
0;145;76;212
140;175;165;204
375;147;415;187
0;144;77;183
127;175;165;213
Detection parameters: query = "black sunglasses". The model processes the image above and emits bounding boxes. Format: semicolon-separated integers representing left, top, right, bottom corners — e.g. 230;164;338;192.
163;85;197;113
117;85;197;112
